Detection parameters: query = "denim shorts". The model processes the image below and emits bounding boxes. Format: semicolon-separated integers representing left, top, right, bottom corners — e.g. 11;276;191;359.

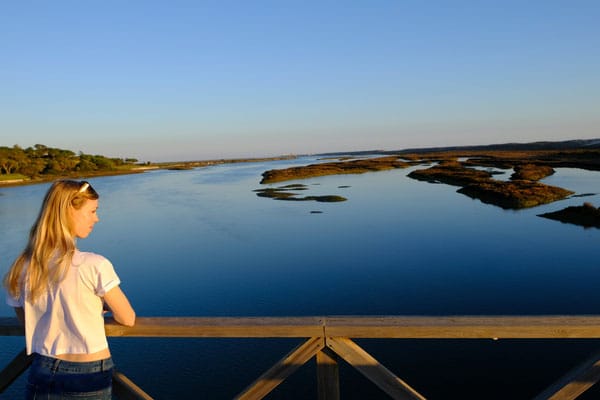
26;354;114;400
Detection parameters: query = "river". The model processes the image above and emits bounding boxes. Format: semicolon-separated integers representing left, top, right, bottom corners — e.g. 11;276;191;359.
1;157;599;399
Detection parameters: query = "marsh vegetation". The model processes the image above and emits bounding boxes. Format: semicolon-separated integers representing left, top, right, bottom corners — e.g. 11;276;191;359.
257;146;600;226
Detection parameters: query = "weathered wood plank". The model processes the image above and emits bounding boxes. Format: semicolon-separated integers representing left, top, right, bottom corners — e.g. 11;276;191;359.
323;316;600;339
326;337;426;400
0;348;32;393
533;350;600;400
235;337;324;400
317;347;340;400
104;317;325;338
112;370;154;400
4;316;600;339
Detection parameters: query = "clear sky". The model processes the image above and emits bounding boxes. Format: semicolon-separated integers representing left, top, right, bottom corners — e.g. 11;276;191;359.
1;1;599;162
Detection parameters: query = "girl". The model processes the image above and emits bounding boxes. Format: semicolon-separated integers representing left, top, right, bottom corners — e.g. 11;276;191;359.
4;180;135;399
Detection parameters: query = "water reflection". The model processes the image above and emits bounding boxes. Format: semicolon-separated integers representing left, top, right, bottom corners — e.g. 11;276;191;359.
1;160;599;399
1;162;599;317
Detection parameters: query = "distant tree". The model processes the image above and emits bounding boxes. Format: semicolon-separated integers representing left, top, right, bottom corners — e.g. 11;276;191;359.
32;144;49;160
42;147;78;173
1;145;31;174
18;146;47;177
89;155;115;170
1;143;138;177
19;157;46;177
76;154;98;172
0;146;18;174
111;158;126;167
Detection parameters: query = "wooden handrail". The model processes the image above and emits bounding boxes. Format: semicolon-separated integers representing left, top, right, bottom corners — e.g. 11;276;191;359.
106;315;600;339
3;315;600;339
4;315;600;399
322;315;600;338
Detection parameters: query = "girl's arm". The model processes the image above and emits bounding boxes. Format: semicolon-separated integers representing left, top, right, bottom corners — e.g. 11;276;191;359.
103;286;136;326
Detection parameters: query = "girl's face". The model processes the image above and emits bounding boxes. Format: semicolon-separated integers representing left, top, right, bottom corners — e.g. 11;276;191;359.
70;199;100;239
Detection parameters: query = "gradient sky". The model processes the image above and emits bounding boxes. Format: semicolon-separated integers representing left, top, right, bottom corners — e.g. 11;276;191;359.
1;1;599;162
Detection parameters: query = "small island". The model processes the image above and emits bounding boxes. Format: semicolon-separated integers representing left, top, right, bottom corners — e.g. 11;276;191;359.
254;184;346;202
457;180;573;209
538;202;600;229
407;160;574;209
258;143;600;211
407;160;492;186
510;164;555;181
260;156;410;184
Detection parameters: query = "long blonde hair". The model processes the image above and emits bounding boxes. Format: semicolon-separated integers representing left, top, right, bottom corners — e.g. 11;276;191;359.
3;180;99;303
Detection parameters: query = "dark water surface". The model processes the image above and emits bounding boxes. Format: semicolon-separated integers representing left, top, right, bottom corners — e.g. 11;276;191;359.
1;157;599;399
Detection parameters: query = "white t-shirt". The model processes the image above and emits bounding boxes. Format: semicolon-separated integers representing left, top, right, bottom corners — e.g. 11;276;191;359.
5;250;121;356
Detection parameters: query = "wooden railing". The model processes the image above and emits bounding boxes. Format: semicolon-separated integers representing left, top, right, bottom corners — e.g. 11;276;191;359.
3;316;600;399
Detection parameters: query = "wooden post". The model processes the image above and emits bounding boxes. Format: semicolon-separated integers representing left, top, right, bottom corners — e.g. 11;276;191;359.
0;348;32;393
317;347;340;400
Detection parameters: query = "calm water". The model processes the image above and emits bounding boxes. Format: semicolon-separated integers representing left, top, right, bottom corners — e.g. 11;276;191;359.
1;157;599;399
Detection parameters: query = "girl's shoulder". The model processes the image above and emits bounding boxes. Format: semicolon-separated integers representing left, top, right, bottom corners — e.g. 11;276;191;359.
72;250;111;268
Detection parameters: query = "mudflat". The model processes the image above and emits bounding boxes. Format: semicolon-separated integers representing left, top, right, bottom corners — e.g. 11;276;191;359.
258;148;599;212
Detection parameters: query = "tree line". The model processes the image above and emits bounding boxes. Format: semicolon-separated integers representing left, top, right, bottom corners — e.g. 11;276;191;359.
0;144;139;177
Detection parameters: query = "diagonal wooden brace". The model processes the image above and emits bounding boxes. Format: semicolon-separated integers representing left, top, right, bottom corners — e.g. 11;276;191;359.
326;337;426;400
533;349;600;400
0;348;32;393
235;337;324;400
112;370;155;400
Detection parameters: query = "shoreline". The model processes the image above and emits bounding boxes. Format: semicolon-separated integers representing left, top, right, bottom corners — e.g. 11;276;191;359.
0;168;149;188
0;155;297;188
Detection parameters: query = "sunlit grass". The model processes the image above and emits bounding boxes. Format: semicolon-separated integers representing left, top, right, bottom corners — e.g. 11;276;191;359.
0;174;28;181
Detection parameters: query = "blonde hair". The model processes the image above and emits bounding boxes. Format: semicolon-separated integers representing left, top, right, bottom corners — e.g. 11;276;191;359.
3;180;99;303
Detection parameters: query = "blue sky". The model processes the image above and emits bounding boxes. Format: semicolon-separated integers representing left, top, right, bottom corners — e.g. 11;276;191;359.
1;1;599;162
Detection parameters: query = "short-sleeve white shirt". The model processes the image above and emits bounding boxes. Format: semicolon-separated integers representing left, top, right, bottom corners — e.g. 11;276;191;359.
5;250;121;356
